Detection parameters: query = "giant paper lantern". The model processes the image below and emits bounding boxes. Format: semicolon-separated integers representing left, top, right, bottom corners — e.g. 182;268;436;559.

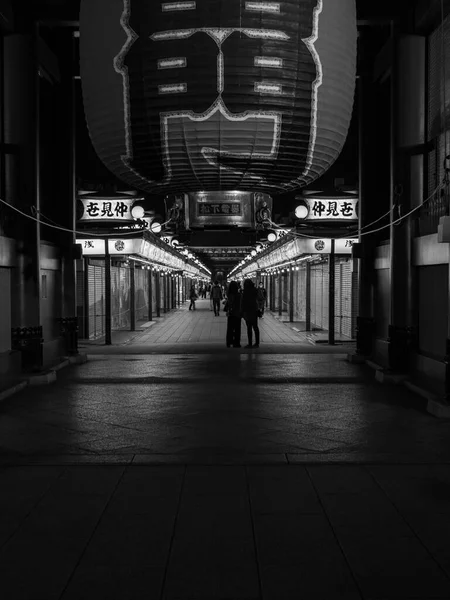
80;0;357;195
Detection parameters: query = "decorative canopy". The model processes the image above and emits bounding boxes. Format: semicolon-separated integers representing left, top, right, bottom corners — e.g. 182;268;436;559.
80;0;357;194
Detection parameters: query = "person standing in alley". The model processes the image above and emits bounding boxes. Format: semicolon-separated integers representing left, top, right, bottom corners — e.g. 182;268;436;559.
242;279;260;348
189;285;197;310
225;280;242;348
210;280;223;316
257;281;267;317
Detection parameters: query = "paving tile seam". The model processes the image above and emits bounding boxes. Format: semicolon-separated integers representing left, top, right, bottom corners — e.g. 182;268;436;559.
0;465;67;554
363;465;450;584
57;464;128;600
3;457;450;466
66;377;367;385
159;464;187;600
244;465;264;600
303;465;365;600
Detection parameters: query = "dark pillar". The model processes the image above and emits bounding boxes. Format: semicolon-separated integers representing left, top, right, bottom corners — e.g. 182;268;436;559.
278;273;282;316
289;265;294;323
83;257;89;339
130;261;136;331
328;239;335;345
306;261;311;331
148;268;153;321
388;24;410;372
6;35;41;337
156;272;161;317
272;274;276;312
62;29;77;322
104;241;112;345
165;274;169;313
173;276;177;309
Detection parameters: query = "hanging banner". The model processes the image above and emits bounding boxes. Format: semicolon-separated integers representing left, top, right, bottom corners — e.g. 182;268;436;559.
78;197;139;222
299;197;358;221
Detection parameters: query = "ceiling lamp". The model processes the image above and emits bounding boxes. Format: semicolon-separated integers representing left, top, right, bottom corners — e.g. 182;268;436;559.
267;232;277;243
80;0;357;195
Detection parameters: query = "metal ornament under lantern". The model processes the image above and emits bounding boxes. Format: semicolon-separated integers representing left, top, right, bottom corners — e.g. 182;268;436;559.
80;0;357;194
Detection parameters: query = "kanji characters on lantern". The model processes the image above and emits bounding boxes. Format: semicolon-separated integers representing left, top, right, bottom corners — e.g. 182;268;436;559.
80;0;357;193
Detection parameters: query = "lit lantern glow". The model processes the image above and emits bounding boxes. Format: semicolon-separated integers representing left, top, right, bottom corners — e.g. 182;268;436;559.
131;204;145;219
294;203;309;219
150;221;162;233
80;0;356;194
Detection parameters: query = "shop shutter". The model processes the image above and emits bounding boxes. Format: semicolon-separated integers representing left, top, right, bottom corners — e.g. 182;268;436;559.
111;265;119;330
88;261;105;339
88;263;96;339
311;262;328;330
135;268;149;321
94;264;105;339
351;266;359;338
310;265;316;327
335;258;353;339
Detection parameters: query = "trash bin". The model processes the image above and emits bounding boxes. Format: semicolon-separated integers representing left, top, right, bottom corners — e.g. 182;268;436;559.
11;326;44;371
355;316;376;356
58;317;79;355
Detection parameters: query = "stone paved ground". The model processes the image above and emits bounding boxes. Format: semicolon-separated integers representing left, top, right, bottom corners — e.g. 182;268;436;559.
1;301;449;599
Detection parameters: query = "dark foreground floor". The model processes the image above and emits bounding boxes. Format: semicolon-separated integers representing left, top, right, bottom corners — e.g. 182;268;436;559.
1;307;450;599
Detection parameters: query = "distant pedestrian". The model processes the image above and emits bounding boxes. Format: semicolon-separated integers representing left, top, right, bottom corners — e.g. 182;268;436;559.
189;285;197;310
257;281;267;317
225;281;242;348
242;279;260;348
210;280;223;316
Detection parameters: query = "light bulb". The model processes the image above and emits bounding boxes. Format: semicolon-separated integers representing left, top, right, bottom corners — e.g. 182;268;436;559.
131;205;145;219
294;204;309;219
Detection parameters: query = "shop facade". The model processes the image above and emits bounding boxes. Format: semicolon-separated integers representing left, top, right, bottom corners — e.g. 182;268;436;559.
76;234;209;341
238;235;358;341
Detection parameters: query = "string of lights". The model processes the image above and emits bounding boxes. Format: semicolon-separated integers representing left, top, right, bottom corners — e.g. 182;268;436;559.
0;198;210;275
230;181;446;277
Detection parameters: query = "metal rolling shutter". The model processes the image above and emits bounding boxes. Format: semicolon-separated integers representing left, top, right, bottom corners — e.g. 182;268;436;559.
119;266;130;329
351;267;359;339
295;266;307;322
310;264;317;327
135;268;148;321
335;258;353;339
322;262;329;331
111;265;119;330
111;264;130;330
88;260;105;340
311;262;329;331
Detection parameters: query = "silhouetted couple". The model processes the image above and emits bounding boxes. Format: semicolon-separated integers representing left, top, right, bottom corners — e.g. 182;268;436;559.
226;279;260;348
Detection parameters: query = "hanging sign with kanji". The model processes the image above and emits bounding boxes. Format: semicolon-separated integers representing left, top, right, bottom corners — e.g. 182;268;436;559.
78;197;136;222
302;197;358;221
186;191;261;228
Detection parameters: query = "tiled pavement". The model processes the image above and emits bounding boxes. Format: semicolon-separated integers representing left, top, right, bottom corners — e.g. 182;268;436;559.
1;300;450;599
